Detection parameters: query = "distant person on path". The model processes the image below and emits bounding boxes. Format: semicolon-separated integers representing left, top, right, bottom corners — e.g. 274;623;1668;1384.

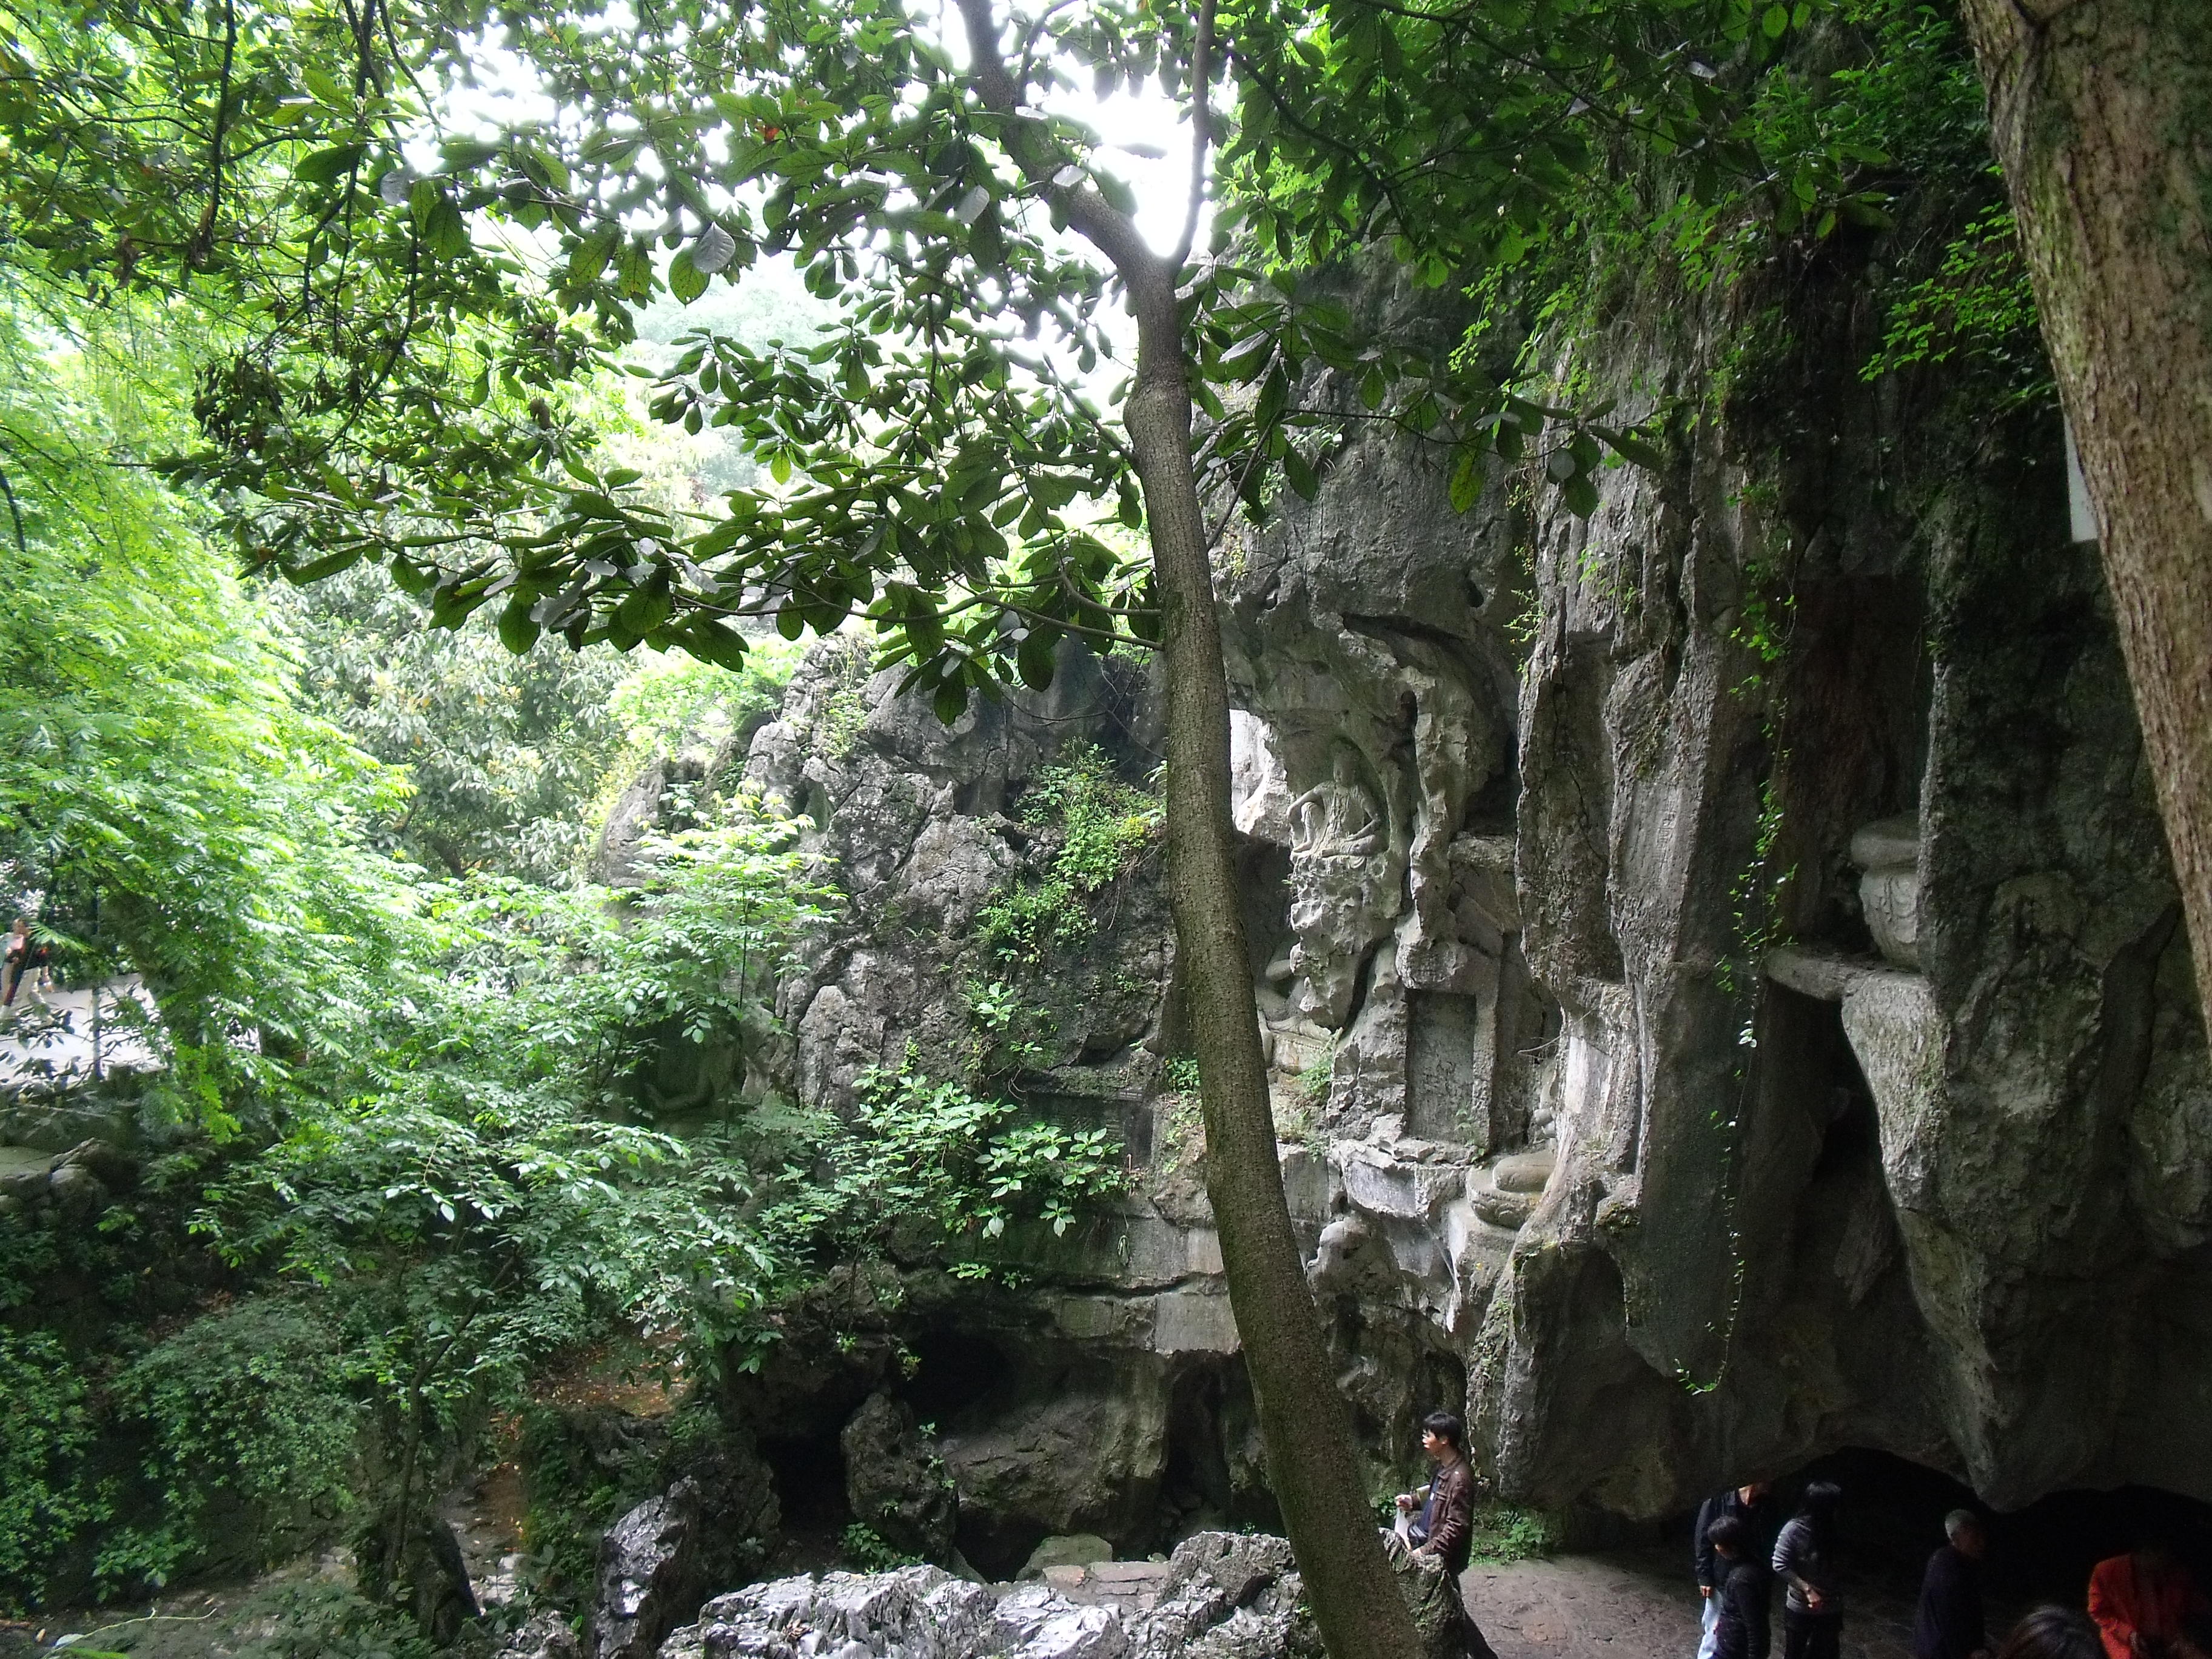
1999;1609;2105;1659
1914;1509;1989;1659
2090;1537;2208;1659
2;916;27;1007
1707;1516;1773;1659
1774;1480;1845;1659
1697;1481;1779;1659
1385;1411;1498;1659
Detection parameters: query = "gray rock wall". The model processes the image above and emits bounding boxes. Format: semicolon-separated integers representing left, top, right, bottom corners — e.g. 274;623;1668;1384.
689;246;2210;1547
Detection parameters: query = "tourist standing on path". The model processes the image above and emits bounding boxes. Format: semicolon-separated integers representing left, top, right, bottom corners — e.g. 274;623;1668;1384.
1386;1412;1499;1659
1697;1481;1780;1659
2089;1537;2208;1659
1774;1481;1845;1659
2;916;27;1007
1707;1517;1773;1659
1914;1510;1989;1659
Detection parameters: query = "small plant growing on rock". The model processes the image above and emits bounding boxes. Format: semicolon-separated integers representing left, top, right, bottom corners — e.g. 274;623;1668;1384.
840;1523;922;1572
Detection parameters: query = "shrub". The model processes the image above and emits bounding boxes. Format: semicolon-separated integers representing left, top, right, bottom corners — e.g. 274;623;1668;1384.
98;1297;361;1589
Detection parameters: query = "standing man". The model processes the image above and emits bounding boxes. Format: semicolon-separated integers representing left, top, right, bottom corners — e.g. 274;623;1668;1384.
1387;1412;1498;1659
1;916;27;1008
1708;1517;1773;1659
1915;1510;1990;1659
1697;1481;1779;1659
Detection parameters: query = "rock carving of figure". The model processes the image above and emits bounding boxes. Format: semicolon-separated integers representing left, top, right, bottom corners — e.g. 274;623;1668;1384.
1289;746;1386;859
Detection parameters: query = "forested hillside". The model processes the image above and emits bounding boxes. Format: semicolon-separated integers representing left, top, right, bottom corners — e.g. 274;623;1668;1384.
2;0;2207;1655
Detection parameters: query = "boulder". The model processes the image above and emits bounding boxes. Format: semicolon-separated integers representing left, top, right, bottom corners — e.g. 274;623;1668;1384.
497;1610;584;1659
355;1511;481;1646
55;1137;138;1190
842;1392;957;1565
655;1533;1316;1659
1017;1536;1114;1580
590;1480;705;1659
45;1159;106;1220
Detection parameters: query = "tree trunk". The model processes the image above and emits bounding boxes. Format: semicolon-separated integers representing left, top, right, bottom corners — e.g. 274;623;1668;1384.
1121;273;1423;1659
1960;0;2212;1038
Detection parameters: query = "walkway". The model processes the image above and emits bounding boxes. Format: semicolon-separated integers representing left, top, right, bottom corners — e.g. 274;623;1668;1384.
1467;1543;2002;1659
0;979;161;1092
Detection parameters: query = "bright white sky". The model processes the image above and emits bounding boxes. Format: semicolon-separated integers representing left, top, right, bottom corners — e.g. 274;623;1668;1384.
437;13;1207;261
430;15;1209;419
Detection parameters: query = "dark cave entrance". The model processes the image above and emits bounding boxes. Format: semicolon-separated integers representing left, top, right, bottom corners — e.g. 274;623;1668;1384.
899;1328;1013;1430
1761;1447;2212;1613
757;1421;852;1538
1158;1356;1283;1550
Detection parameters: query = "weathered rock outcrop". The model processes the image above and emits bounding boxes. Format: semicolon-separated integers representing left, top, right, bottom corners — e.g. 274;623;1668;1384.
657;1532;1318;1659
651;243;2211;1555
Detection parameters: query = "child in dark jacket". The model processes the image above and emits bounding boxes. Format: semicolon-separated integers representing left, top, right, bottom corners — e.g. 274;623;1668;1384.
1710;1517;1774;1659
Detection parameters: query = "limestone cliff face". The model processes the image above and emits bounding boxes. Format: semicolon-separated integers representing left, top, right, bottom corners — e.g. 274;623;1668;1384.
1210;247;2212;1518
712;246;2210;1547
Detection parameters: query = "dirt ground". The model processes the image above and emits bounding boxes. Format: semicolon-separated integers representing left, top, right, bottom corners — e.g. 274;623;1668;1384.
1467;1541;2037;1659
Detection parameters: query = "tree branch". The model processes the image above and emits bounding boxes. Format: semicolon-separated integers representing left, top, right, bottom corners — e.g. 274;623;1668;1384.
1168;0;1219;272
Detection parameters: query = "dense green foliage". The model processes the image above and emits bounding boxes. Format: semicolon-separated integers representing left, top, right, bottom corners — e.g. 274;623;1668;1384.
0;0;2063;1636
978;744;1164;964
274;571;632;882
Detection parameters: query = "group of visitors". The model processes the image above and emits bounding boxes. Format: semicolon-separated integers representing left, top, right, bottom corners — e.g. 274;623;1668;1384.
1691;1480;2212;1659
1;914;50;1007
1693;1478;1842;1659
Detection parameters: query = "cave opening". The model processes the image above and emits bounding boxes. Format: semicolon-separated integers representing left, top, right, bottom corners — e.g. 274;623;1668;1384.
1159;1362;1235;1538
899;1328;1015;1431
1765;1447;2212;1614
1156;1355;1283;1550
757;1422;852;1537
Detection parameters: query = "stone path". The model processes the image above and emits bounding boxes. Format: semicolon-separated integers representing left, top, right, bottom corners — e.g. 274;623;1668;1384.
0;979;160;1091
1466;1543;2020;1659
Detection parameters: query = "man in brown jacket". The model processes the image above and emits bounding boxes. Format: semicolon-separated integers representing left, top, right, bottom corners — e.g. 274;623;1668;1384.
1390;1411;1495;1659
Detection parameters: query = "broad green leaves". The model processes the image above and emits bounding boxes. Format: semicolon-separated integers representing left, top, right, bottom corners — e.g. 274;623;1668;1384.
0;0;1900;723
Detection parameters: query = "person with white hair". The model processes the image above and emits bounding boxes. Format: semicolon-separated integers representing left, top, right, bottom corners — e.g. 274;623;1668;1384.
1914;1509;1990;1659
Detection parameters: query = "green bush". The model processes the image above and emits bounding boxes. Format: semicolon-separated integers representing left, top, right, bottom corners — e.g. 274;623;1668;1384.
0;1330;106;1604
99;1298;361;1589
1468;1504;1561;1564
840;1524;922;1572
978;745;1161;964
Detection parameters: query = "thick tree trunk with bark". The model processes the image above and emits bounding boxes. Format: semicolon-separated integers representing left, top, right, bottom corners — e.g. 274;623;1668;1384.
1122;283;1424;1659
1960;0;2212;1037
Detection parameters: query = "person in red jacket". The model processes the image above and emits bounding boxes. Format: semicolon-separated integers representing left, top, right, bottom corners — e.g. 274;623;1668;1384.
2089;1540;2208;1659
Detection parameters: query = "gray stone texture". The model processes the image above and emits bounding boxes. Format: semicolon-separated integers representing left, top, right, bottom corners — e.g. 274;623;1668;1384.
685;247;2211;1555
655;1532;1316;1659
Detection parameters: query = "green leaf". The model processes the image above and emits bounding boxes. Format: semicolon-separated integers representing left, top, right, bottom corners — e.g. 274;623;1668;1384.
497;599;541;654
669;251;709;304
1016;632;1058;691
1448;450;1483;514
569;224;620;287
1761;4;1789;36
423;198;469;260
295;144;366;184
439;136;503;172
